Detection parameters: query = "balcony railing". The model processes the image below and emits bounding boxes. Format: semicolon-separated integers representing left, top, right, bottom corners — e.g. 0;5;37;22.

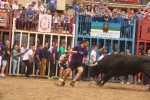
13;10;75;34
75;15;136;40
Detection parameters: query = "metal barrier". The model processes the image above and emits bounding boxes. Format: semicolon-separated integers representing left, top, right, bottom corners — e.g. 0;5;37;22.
74;15;136;83
134;20;150;84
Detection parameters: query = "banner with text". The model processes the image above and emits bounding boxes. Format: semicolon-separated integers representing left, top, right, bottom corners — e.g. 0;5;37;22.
0;10;8;27
91;22;121;38
38;14;52;32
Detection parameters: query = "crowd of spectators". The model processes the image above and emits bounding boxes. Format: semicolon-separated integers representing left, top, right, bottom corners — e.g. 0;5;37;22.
73;0;150;22
0;0;72;34
72;0;150;36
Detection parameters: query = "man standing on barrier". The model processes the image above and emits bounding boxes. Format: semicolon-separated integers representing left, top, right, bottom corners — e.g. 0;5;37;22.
59;39;89;87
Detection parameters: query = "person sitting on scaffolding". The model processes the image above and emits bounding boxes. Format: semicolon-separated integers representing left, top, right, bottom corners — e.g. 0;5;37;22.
24;4;35;30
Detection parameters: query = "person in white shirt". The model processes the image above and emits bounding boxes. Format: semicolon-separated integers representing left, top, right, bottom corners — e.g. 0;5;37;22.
20;43;28;76
147;2;150;9
97;52;107;61
22;45;35;78
90;45;98;82
25;1;36;10
48;41;55;53
34;0;44;20
53;12;59;33
12;0;18;10
34;0;44;13
58;53;69;81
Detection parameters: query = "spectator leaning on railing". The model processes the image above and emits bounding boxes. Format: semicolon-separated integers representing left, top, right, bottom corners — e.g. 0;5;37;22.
73;0;79;13
144;8;150;20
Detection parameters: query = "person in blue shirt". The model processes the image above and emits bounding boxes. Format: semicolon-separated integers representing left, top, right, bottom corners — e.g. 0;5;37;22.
73;0;79;12
24;4;35;30
76;3;85;15
103;8;111;22
48;0;57;13
98;0;105;11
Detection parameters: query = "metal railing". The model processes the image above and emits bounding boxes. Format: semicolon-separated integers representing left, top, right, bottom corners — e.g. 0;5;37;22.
13;10;75;34
76;15;136;39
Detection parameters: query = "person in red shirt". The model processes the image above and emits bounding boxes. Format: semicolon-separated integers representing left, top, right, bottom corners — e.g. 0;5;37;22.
130;10;134;18
144;8;150;20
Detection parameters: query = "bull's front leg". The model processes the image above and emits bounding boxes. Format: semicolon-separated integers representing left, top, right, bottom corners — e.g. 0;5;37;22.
96;72;115;87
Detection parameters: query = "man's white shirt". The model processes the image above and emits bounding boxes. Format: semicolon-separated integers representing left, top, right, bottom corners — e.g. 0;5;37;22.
23;49;33;60
98;55;104;61
90;50;97;62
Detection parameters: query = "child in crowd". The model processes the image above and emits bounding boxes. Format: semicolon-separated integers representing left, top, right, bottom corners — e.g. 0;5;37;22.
61;10;70;34
53;12;59;33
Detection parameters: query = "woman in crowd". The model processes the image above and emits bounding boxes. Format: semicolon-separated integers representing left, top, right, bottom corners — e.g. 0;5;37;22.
93;6;100;22
73;0;79;12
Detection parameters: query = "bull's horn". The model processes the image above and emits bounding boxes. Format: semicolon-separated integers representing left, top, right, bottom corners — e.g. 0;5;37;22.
88;62;98;67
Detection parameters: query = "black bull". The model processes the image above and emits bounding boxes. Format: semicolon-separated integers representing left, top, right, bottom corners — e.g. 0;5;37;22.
89;54;150;89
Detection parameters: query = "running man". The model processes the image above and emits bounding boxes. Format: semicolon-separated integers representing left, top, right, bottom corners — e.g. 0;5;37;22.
59;39;89;87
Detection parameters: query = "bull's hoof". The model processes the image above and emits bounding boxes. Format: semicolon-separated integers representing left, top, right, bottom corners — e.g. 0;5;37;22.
95;82;104;87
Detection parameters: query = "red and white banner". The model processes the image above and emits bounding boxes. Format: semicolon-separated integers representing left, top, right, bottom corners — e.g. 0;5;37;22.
38;14;52;32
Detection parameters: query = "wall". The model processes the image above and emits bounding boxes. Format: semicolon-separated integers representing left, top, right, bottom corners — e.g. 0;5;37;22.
16;0;38;6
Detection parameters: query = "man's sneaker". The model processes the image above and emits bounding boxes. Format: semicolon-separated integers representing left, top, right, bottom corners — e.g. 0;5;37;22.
23;76;30;79
34;76;39;79
58;78;64;82
60;82;65;87
67;31;69;34
48;77;53;80
120;81;124;84
138;79;141;83
127;82;130;85
12;75;16;77
63;31;65;33
1;74;6;78
70;81;75;87
90;80;95;83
